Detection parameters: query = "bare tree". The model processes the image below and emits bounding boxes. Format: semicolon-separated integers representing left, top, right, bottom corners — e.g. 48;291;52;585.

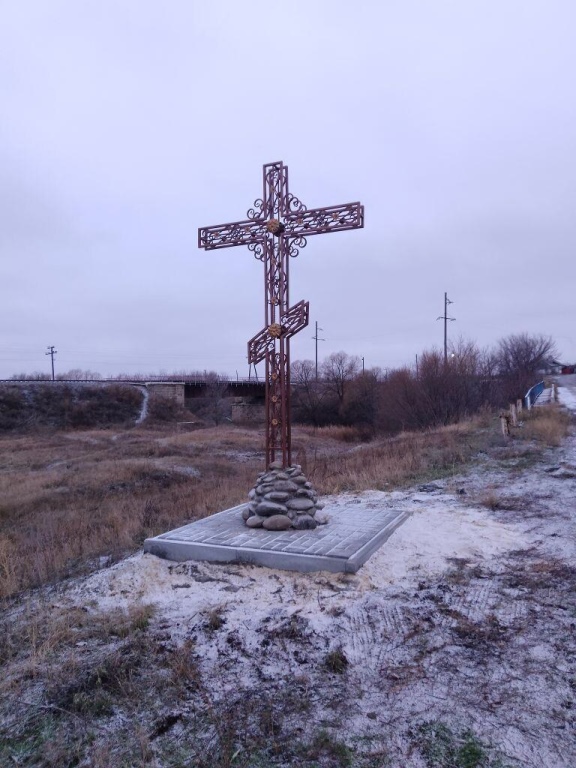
291;359;316;387
291;359;328;426
379;366;426;432
378;340;498;432
496;333;558;376
56;369;102;380
496;333;558;402
320;351;361;407
193;373;230;424
9;372;50;380
342;369;380;431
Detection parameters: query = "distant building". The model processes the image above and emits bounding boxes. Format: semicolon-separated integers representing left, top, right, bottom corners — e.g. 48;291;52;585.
543;359;575;375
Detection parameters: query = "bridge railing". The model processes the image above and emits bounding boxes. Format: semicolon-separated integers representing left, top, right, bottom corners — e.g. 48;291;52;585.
524;380;545;410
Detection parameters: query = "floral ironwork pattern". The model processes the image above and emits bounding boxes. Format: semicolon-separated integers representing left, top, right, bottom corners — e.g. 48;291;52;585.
281;300;309;339
197;219;264;251
247;327;273;365
285;202;364;237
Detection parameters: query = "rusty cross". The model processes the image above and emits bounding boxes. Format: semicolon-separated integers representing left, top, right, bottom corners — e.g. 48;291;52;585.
198;161;364;469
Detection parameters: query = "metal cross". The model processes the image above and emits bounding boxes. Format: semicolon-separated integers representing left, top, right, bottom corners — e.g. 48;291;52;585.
198;161;364;469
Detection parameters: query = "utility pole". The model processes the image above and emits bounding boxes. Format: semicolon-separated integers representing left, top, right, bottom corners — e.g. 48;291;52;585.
46;345;57;380
312;321;325;381
415;353;419;377
437;293;455;365
361;356;365;374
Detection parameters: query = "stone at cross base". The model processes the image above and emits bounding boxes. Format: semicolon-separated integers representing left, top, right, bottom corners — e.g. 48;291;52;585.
242;461;329;531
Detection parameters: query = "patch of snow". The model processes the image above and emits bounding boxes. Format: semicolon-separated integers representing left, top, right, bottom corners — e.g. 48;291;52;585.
558;381;576;411
165;464;201;478
134;385;149;424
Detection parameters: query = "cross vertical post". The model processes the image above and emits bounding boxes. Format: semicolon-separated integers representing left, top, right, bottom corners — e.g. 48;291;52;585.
199;161;364;469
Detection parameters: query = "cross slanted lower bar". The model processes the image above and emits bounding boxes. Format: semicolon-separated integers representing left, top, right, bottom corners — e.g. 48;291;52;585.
198;161;364;469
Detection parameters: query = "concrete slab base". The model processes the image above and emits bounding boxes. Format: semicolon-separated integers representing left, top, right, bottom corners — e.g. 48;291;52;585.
144;502;411;574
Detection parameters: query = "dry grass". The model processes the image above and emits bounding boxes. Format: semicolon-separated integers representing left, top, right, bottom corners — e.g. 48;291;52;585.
477;488;528;512
0;599;163;766
301;420;502;495
0;426;263;599
479;490;508;511
298;424;374;443
0;591;336;768
521;404;572;446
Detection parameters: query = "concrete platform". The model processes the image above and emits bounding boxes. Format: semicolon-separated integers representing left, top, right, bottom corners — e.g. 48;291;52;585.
144;502;411;574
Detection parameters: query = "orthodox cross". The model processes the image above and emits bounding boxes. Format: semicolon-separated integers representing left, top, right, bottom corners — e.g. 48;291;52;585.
198;161;364;469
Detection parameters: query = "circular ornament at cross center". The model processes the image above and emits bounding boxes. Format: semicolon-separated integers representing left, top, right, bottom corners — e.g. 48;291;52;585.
266;219;285;236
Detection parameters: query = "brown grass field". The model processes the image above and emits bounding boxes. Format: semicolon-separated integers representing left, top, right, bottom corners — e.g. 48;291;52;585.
0;404;570;601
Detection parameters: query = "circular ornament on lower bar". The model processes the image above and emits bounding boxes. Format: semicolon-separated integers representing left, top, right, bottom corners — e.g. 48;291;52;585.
268;323;282;338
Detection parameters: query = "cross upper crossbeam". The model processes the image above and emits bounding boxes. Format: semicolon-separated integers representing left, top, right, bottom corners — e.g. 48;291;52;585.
197;200;364;251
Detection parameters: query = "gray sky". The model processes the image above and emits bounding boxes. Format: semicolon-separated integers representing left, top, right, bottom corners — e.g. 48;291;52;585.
1;0;575;379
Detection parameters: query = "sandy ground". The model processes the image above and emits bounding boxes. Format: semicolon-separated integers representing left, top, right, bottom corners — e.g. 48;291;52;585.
41;381;576;765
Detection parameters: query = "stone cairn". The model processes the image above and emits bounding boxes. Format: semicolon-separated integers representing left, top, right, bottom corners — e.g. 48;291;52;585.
242;461;328;531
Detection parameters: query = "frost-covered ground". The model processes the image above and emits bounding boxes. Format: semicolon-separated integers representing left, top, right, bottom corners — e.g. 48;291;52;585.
30;381;571;767
2;381;574;767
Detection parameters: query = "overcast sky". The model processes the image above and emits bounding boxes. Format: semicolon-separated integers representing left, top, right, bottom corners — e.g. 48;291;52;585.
1;1;575;379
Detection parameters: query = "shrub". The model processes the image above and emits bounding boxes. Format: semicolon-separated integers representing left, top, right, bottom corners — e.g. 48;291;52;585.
0;383;142;431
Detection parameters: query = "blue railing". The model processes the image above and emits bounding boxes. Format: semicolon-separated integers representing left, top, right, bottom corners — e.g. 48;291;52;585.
525;380;545;409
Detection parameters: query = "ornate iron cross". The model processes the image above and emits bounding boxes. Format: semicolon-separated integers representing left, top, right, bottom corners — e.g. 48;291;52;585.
198;161;364;469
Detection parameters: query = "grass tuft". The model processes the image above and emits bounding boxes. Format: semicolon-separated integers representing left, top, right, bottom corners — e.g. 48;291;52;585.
204;607;226;632
521;404;571;446
416;720;513;767
324;646;349;674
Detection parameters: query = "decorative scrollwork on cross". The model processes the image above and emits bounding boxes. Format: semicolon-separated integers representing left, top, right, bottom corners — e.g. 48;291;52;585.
247;198;265;221
288;236;308;259
198;161;364;469
247;241;265;262
286;192;307;215
285;203;364;237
